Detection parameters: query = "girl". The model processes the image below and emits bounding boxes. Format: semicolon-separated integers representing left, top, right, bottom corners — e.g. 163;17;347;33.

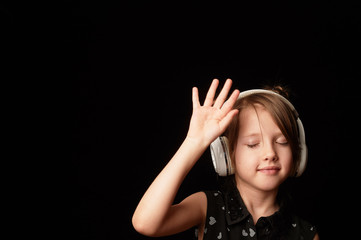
132;79;319;239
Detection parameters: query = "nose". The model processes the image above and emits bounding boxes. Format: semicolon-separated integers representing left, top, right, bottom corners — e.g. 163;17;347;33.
263;143;278;161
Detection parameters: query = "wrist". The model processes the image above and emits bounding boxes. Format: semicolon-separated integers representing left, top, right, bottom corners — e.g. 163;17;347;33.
184;136;209;151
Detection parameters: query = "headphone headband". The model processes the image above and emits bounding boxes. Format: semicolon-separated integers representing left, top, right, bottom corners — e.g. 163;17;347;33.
237;89;299;118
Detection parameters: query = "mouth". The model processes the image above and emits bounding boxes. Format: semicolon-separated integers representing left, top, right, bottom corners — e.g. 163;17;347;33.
257;166;281;175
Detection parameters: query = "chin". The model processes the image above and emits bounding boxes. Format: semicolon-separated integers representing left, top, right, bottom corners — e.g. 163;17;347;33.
256;182;282;192
235;174;286;193
255;176;288;191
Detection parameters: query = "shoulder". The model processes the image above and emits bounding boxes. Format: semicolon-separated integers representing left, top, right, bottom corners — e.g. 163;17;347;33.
179;191;208;222
180;191;207;215
192;190;224;210
201;190;226;210
291;215;317;232
201;190;229;227
197;190;227;222
288;214;318;239
202;190;224;201
181;190;226;218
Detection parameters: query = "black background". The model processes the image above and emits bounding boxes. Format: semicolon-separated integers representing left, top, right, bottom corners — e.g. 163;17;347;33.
69;1;360;239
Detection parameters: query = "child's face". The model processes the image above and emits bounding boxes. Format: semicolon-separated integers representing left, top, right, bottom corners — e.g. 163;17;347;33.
234;104;293;192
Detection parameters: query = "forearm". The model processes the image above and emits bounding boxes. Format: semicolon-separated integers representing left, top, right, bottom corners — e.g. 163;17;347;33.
132;137;207;233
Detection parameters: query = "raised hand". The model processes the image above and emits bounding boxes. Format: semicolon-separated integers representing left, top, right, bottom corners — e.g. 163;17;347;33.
186;79;240;147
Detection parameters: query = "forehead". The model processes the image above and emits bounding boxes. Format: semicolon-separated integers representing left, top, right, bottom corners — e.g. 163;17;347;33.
238;104;280;136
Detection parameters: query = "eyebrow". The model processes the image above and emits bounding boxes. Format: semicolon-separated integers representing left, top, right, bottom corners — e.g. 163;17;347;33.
240;133;261;138
240;132;285;139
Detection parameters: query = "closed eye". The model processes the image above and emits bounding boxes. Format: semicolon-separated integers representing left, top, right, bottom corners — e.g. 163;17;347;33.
276;135;288;146
247;143;260;149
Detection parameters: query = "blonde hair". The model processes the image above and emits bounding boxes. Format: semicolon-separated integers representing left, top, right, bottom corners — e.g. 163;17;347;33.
224;87;301;176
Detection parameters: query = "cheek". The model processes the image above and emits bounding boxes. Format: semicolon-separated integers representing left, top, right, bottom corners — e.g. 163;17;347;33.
233;148;258;171
279;147;293;172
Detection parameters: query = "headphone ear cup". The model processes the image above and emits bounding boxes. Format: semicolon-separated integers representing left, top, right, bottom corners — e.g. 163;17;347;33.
296;144;308;177
210;136;234;176
295;118;308;177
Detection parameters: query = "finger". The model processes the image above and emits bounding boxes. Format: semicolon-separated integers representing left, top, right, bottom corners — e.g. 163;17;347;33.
213;79;233;109
203;79;219;106
219;89;240;117
192;87;200;109
219;109;239;133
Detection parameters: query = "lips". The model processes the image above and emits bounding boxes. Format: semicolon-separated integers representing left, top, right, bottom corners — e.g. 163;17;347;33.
257;166;281;174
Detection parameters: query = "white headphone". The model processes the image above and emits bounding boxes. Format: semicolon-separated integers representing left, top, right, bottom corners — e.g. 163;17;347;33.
210;89;308;177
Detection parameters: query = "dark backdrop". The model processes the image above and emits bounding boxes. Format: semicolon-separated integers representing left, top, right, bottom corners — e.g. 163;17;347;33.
70;1;360;239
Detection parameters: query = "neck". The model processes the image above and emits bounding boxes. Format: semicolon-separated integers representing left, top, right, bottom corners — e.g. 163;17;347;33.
235;179;279;224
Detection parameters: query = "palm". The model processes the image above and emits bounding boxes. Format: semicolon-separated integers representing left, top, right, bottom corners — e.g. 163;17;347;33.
187;79;240;146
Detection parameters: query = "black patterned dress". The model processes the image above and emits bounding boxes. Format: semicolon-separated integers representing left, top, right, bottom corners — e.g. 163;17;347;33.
194;188;317;240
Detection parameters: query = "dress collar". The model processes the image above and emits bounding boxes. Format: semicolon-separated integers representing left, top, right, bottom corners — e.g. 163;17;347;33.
224;186;250;225
223;184;290;227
